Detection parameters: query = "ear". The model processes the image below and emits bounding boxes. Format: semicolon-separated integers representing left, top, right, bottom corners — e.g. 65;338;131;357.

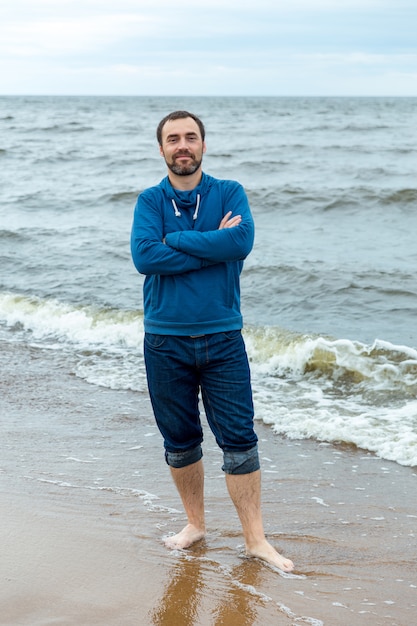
159;145;164;157
202;141;207;154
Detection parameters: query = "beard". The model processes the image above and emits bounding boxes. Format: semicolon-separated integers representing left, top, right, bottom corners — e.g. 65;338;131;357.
165;151;203;176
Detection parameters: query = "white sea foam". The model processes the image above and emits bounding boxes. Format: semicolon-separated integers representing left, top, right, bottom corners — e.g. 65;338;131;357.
0;292;148;391
246;327;417;467
0;292;143;349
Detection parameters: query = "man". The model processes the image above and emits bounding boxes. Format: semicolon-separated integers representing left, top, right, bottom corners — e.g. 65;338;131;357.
130;111;294;573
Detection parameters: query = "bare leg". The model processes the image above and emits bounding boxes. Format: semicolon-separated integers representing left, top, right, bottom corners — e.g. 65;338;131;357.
225;470;294;572
164;459;206;549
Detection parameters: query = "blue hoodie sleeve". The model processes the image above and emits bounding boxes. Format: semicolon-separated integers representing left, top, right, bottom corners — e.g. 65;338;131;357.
131;191;206;276
164;182;254;262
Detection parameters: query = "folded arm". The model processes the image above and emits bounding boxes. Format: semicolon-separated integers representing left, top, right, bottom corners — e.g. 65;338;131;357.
131;197;206;276
165;185;254;263
131;183;254;276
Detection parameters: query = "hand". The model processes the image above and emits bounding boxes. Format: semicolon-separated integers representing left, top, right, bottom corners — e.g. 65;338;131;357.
218;211;242;230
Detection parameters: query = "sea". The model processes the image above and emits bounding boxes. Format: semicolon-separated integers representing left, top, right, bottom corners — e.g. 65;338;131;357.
1;95;417;469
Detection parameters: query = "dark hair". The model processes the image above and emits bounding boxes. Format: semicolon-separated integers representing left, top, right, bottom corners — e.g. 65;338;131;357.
156;110;205;145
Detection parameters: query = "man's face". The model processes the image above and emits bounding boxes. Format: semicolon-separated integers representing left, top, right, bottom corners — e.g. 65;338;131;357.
159;117;206;176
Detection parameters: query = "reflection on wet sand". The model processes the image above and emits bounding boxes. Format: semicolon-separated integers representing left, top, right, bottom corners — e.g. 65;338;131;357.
211;560;265;625
149;544;269;626
149;549;204;626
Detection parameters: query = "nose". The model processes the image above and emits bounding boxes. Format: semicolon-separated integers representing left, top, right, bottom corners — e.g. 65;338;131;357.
177;136;189;149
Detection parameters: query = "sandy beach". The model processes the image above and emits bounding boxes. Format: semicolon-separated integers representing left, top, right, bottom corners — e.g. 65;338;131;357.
1;342;416;626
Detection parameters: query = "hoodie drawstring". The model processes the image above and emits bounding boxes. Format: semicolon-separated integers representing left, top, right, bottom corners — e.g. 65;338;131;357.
193;194;201;221
171;199;181;217
171;194;201;221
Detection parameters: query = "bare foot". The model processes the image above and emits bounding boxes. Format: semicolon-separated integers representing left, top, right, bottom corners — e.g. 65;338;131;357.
164;523;205;550
246;539;294;573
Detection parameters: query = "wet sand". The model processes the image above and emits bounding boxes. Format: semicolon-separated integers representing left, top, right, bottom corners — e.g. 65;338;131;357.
1;343;416;625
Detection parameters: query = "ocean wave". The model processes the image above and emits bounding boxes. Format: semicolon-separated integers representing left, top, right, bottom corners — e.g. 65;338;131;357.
2;291;416;397
245;327;417;467
245;327;417;394
1;292;416;466
381;188;417;205
0;230;27;241
39;123;94;133
341;123;391;132
247;186;322;213
99;191;139;204
0;292;143;349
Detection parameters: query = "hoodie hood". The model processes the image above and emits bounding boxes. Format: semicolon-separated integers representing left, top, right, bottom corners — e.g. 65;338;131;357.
160;172;215;218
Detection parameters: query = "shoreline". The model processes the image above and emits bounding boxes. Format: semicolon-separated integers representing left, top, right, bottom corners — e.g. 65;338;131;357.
1;342;416;625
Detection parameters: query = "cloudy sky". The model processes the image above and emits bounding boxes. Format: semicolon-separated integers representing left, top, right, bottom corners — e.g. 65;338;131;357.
1;0;416;96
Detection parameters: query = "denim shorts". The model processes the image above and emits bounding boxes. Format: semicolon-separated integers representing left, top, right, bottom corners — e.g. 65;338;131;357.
144;330;259;475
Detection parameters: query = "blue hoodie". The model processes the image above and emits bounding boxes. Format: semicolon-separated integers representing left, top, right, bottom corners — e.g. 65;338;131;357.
131;172;254;335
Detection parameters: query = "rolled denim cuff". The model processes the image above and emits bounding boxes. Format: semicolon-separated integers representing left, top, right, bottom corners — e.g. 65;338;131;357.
222;445;260;475
165;444;203;469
